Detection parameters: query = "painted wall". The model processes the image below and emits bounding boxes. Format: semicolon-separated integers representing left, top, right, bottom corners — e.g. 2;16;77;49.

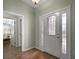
71;0;75;59
3;0;35;51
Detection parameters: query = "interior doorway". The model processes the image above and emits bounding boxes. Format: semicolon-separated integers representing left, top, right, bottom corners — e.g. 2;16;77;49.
39;7;70;59
3;11;23;59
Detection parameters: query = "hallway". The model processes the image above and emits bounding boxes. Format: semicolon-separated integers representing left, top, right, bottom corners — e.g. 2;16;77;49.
3;40;59;59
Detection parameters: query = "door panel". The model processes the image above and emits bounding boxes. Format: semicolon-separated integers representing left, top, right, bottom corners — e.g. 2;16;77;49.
43;14;61;58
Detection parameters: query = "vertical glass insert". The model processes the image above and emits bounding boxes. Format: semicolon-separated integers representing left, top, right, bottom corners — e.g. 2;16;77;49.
62;13;67;54
48;16;56;35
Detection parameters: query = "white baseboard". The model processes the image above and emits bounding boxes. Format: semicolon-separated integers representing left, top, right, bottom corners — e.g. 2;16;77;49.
22;47;34;52
35;47;44;51
22;47;44;52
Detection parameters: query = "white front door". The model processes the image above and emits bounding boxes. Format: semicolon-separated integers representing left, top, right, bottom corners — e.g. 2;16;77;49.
43;13;61;58
40;7;70;59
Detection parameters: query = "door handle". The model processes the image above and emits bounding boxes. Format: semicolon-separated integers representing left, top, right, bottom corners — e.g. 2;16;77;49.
56;34;60;39
56;36;60;39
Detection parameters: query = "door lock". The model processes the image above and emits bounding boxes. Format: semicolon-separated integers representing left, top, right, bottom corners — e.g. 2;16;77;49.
56;34;60;39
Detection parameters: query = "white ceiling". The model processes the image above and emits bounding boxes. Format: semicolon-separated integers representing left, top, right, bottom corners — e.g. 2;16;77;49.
21;0;51;7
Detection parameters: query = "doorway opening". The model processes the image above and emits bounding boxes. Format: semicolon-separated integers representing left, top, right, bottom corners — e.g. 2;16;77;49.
3;11;23;59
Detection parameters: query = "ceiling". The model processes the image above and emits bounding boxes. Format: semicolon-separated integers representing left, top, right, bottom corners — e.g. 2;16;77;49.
21;0;52;7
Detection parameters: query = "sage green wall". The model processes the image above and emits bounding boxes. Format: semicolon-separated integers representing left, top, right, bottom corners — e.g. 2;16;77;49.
3;0;35;51
71;0;75;59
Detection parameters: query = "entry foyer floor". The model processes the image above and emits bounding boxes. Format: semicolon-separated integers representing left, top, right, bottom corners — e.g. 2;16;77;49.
3;40;59;59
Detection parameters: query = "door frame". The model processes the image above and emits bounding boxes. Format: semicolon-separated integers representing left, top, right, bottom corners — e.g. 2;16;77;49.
3;10;24;51
39;6;71;59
